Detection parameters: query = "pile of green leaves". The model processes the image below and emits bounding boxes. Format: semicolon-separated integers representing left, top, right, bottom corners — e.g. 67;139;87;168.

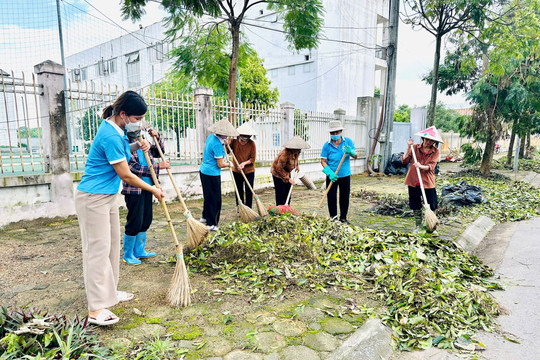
491;157;540;173
187;215;500;350
0;306;108;359
441;176;540;222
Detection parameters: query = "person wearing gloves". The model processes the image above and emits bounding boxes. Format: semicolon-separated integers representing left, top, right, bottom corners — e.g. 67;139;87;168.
320;120;358;223
121;127;170;265
75;91;164;326
200;118;239;231
229;123;257;208
271;135;311;205
401;126;442;235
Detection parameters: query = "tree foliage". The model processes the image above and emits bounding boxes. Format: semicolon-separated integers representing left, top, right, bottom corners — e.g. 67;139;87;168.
393;104;411;122
402;0;498;127
122;0;324;104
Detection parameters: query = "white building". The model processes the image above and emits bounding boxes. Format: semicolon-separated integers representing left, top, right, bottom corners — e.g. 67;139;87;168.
65;1;389;115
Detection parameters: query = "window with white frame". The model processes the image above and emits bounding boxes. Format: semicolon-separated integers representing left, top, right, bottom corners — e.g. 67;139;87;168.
270;69;278;78
303;63;311;73
126;52;141;88
97;58;117;76
149;42;164;62
288;66;295;76
71;67;87;82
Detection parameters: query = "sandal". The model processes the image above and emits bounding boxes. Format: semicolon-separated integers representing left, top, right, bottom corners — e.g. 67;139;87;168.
117;291;134;302
88;309;119;326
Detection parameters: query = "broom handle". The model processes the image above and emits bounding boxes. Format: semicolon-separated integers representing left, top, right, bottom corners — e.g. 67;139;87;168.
226;143;258;199
151;135;189;214
139;135;180;247
315;153;347;210
224;146;243;205
285;170;298;205
410;144;430;207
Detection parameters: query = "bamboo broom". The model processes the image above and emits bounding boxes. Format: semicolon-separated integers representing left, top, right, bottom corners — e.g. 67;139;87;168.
410;144;439;231
152;135;209;249
312;153;347;217
226;143;267;216
224;147;260;223
285;170;299;205
139;135;190;307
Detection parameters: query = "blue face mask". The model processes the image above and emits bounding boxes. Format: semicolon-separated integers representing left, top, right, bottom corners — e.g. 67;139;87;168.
331;135;341;141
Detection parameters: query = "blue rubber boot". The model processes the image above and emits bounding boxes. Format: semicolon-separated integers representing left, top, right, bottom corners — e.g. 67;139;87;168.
134;232;156;258
123;234;141;265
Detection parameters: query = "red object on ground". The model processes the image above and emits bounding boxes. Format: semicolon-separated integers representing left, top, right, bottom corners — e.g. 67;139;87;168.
268;205;299;216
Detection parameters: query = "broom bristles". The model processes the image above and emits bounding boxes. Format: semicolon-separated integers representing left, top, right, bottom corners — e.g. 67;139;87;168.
424;206;439;231
239;204;260;223
185;215;210;249
167;246;191;307
255;197;268;217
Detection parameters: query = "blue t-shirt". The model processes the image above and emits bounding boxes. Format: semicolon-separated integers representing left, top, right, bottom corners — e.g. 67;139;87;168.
320;137;355;178
200;134;225;176
77;120;131;194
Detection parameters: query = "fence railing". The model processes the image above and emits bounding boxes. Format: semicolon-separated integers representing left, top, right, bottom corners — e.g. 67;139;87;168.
0;71;45;174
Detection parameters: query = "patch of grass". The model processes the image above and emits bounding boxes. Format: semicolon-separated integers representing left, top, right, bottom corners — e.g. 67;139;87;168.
121;315;145;330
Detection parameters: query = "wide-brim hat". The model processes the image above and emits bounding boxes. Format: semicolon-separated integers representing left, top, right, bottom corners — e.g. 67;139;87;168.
415;125;444;143
208;118;240;137
328;120;344;132
283;135;311;149
236;122;257;136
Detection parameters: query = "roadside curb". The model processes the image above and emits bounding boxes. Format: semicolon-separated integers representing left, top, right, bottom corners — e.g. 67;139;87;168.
455;215;496;253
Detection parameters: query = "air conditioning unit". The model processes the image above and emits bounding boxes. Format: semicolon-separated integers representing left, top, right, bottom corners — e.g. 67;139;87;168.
72;69;81;82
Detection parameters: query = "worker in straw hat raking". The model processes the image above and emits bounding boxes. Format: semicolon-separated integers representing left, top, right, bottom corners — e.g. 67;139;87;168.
228;122;257;208
320;120;358;224
199;118;240;231
402;125;443;235
271;135;311;206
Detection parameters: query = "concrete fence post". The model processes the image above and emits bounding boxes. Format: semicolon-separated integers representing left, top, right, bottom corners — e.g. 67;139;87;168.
280;102;295;146
194;87;213;159
34;60;74;210
334;108;346;123
357;96;376;160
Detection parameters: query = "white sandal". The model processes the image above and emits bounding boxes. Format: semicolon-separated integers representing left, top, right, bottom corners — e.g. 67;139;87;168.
117;291;134;302
88;309;119;326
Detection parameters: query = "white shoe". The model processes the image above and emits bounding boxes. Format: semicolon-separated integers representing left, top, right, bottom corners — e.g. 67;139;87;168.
208;225;219;231
199;218;207;224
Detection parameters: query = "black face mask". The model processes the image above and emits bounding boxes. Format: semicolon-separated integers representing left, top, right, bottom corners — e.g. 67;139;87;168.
127;130;141;141
240;136;251;141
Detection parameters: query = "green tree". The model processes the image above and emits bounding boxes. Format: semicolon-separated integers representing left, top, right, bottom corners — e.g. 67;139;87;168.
432;103;463;132
403;0;499;127
393;104;411;122
122;0;324;104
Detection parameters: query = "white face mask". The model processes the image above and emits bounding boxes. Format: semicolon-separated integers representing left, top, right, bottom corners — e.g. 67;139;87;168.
125;121;142;132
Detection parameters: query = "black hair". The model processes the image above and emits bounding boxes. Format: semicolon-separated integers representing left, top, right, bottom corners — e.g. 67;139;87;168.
421;137;439;148
102;90;147;119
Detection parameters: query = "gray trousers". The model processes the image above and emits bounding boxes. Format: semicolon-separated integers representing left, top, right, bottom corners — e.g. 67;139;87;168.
75;190;120;311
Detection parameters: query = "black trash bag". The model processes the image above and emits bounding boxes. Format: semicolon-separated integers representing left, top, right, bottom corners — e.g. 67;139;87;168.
385;152;410;175
440;180;486;207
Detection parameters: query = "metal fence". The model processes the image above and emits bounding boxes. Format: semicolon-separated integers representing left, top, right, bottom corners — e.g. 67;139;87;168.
0;71;45;174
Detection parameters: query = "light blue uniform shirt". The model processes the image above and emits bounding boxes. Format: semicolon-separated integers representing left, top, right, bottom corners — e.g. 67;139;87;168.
77;120;131;194
200;134;225;176
320;137;355;178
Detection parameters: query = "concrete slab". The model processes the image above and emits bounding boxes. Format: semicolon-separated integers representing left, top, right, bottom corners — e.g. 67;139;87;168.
327;319;393;360
455;215;495;253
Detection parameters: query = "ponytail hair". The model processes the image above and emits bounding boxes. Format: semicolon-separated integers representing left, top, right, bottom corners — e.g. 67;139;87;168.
102;90;147;119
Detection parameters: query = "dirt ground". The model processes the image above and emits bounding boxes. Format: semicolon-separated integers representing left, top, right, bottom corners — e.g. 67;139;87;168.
0;167;469;343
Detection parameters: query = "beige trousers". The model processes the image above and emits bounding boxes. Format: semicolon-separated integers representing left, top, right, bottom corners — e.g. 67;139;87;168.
75;190;120;311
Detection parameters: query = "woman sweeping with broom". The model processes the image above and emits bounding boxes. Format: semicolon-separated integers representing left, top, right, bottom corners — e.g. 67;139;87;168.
199;118;239;231
229;123;257;209
271;135;311;206
75;91;164;326
402;126;442;235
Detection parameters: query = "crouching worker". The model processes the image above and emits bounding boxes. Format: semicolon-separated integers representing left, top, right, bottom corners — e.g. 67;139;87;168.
121;127;170;265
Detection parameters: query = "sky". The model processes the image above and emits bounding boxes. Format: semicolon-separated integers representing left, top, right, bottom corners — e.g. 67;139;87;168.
0;0;470;109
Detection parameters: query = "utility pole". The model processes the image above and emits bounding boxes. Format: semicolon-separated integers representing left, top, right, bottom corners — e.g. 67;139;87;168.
380;0;399;173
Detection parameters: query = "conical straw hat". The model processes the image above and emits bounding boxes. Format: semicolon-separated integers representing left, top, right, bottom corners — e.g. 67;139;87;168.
415;125;443;143
236;122;257;136
283;135;311;149
208;118;240;137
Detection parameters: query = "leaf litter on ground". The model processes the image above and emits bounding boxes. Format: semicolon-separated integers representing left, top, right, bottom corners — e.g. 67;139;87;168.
184;214;501;351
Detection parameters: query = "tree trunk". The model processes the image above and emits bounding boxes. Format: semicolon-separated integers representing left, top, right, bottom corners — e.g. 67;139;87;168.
480;110;496;177
427;34;443;127
228;23;240;111
506;118;517;167
519;132;525;158
525;131;531;158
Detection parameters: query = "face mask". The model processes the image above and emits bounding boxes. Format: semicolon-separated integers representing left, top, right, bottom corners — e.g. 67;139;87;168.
331;135;341;141
126;121;142;132
218;134;228;140
240;136;250;141
127;130;141;141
